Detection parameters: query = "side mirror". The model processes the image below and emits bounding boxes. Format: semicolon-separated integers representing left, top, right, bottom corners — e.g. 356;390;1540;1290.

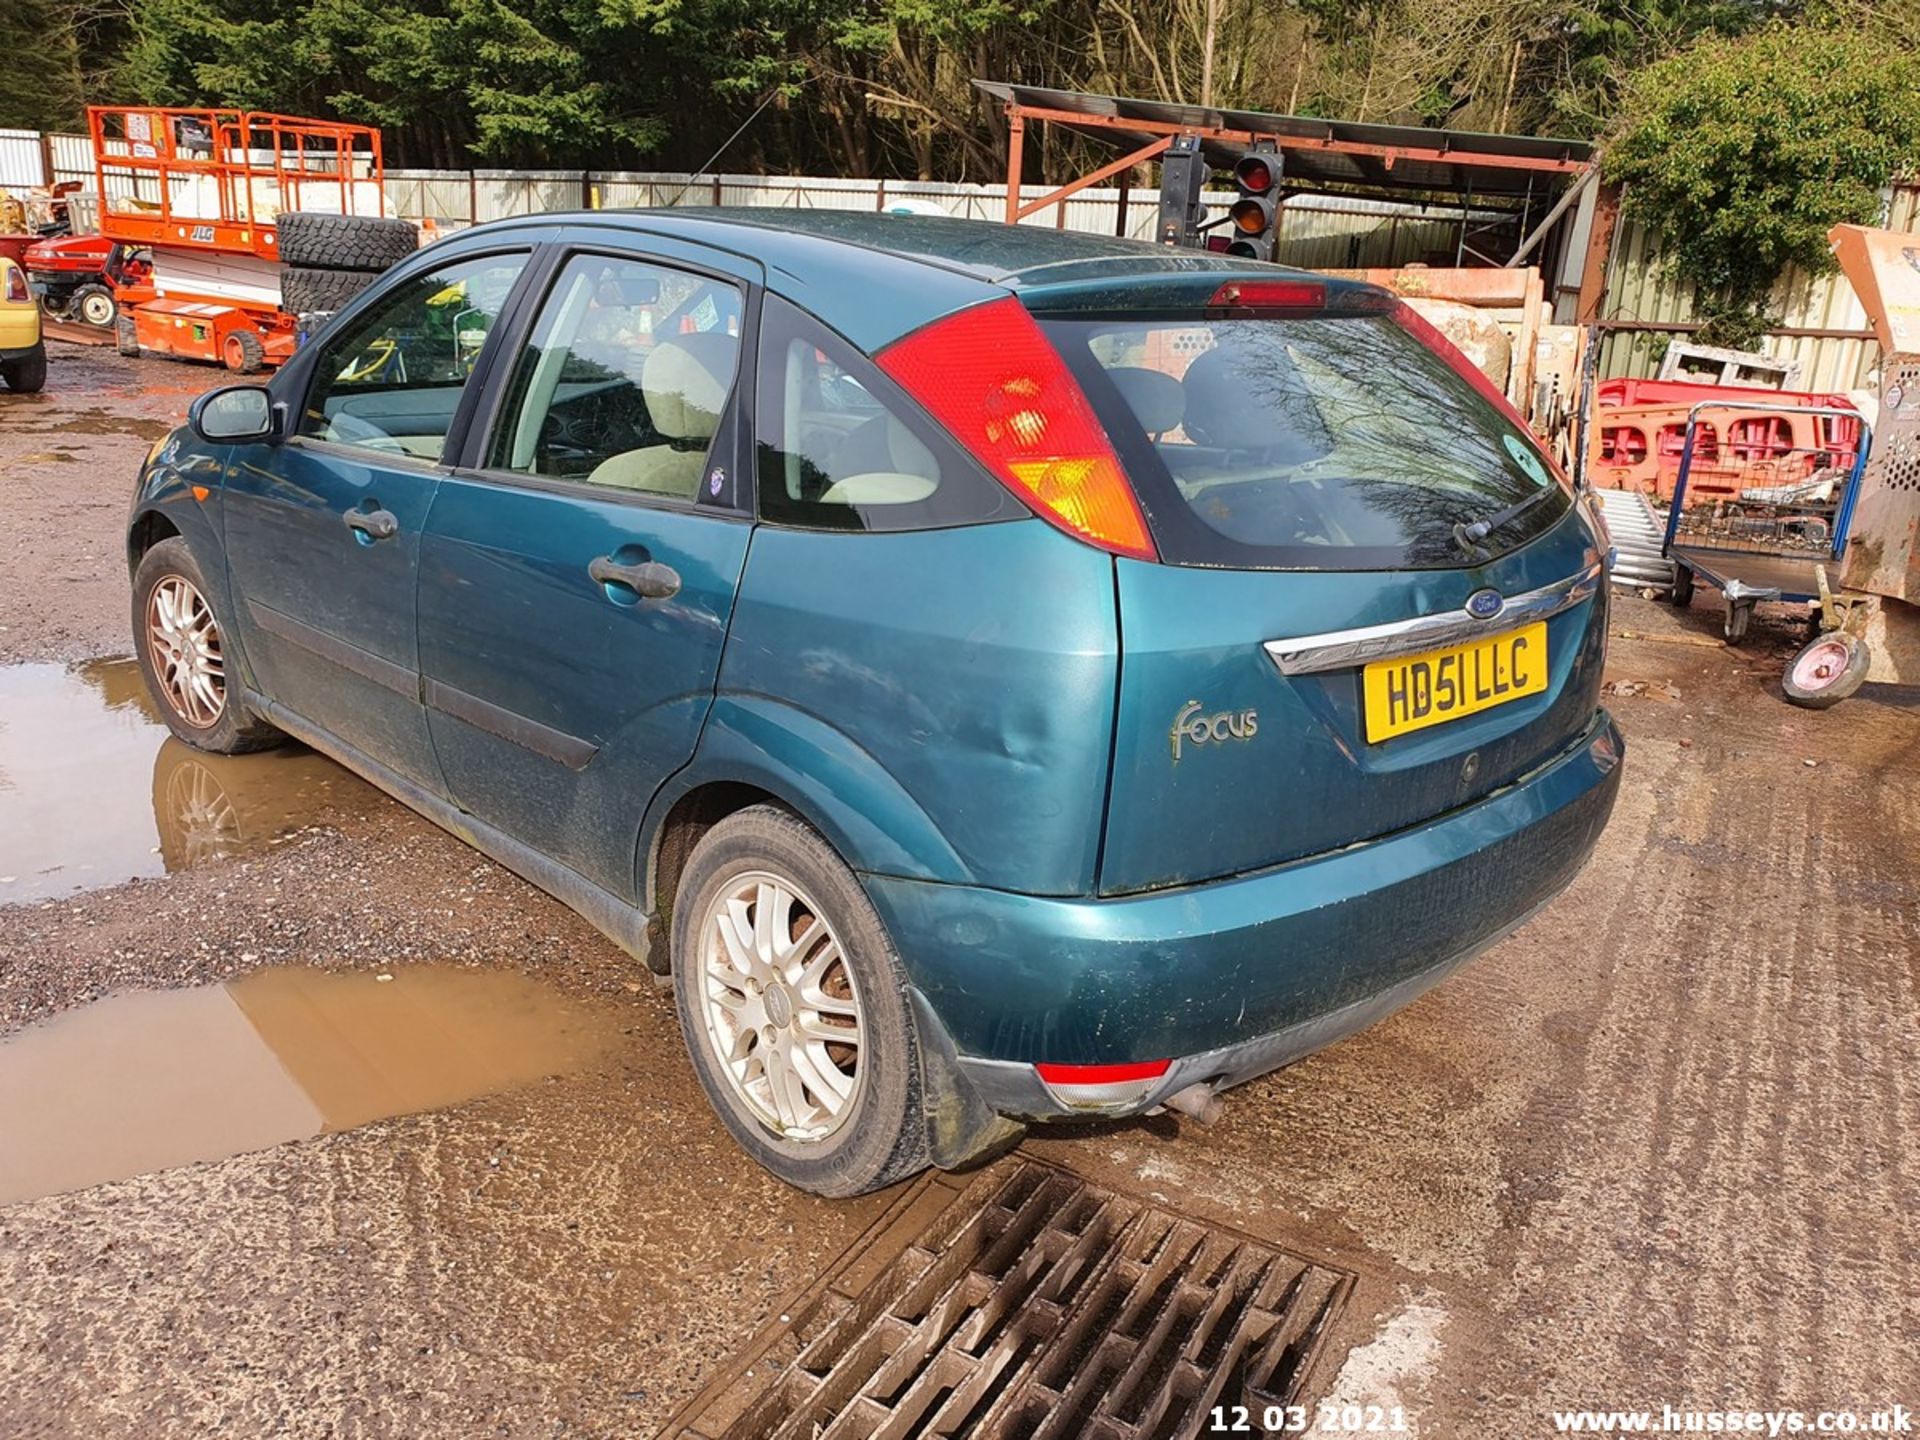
189;385;276;443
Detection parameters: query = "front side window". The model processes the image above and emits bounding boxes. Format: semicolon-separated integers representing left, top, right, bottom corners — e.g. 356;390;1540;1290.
488;253;743;500
299;252;528;462
754;296;1016;531
1045;312;1571;570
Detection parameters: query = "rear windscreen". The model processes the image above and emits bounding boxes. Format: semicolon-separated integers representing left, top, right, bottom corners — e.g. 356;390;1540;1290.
1042;313;1570;570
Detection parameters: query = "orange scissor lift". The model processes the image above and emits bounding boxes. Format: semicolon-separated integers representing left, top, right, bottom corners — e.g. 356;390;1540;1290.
90;106;387;371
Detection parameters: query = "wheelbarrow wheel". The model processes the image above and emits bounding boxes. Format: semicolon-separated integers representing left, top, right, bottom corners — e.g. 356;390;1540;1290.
1782;632;1869;710
1724;599;1753;645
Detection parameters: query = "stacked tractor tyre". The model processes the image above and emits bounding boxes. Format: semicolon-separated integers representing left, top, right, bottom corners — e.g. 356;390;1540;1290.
277;212;418;326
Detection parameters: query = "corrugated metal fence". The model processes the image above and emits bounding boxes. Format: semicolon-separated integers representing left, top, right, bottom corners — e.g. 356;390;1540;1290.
8;126;1915;385
1597;186;1920;392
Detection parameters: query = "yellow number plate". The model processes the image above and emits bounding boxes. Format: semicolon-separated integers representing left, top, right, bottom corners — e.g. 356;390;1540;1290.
1362;622;1547;743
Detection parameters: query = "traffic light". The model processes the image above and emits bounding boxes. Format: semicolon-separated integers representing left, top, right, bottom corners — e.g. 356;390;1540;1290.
1227;143;1281;260
1156;135;1208;249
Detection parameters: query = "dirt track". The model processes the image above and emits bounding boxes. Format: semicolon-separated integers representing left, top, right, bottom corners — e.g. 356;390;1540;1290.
1;345;1916;1437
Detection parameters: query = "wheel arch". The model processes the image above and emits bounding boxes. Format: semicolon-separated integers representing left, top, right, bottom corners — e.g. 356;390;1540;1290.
639;695;973;934
126;506;182;574
639;727;1022;1174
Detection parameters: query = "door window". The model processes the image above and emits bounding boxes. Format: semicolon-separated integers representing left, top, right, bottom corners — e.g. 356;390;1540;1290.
754;296;1015;531
298;252;528;462
487;253;744;500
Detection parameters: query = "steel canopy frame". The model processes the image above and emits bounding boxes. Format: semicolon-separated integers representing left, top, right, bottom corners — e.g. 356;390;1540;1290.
980;80;1607;298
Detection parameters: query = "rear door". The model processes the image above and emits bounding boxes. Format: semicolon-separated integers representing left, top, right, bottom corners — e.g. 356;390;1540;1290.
222;249;531;783
414;243;756;900
1039;301;1608;895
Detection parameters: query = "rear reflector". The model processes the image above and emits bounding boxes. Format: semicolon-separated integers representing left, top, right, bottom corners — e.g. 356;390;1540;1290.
878;297;1157;561
1035;1058;1172;1111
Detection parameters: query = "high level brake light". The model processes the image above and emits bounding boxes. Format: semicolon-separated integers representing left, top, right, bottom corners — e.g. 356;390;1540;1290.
877;297;1158;561
1209;279;1325;311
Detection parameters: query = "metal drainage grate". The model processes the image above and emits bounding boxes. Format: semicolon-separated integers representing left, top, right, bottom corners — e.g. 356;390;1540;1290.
666;1158;1352;1440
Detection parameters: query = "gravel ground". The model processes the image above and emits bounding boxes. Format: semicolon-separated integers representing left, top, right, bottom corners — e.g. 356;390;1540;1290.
2;346;1916;1437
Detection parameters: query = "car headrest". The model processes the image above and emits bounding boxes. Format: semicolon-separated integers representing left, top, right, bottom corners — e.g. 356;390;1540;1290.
642;333;736;441
1105;366;1185;436
1181;344;1330;453
836;413;939;484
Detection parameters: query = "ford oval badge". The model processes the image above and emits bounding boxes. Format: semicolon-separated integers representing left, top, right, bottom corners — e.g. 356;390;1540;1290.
1466;588;1505;621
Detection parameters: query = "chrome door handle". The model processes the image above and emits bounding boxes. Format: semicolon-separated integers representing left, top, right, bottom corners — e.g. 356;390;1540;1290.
344;508;399;542
588;555;681;600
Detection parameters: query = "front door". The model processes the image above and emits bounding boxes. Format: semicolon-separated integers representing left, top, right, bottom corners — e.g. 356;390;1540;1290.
223;249;532;783
416;247;756;899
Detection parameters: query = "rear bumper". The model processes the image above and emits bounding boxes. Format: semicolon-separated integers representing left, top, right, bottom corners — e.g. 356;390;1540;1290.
867;710;1622;1121
0;338;43;363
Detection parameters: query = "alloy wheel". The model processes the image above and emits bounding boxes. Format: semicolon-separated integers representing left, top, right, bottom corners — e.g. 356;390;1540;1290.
696;870;865;1142
145;575;226;729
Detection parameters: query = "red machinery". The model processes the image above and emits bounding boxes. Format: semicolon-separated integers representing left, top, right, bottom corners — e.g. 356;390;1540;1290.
89;106;387;371
23;234;150;328
1589;376;1863;505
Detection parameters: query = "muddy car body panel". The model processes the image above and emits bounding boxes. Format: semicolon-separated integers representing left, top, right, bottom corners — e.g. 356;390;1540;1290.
132;209;1622;1169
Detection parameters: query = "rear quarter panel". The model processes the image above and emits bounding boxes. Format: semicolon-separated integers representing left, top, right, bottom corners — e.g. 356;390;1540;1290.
710;519;1118;895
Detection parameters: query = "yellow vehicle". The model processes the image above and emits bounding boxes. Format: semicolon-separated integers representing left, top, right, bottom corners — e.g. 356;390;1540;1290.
1;255;47;393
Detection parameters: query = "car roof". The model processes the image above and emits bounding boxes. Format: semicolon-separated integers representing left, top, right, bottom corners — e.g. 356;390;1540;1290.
450;207;1365;351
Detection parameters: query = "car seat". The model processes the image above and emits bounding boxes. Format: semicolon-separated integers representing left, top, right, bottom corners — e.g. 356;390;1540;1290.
588;332;737;496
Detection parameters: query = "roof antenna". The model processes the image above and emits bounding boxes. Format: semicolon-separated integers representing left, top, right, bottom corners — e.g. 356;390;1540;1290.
665;83;800;208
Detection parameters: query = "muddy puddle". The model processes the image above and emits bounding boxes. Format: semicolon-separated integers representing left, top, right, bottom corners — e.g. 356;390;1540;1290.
0;401;175;440
0;965;630;1205
0;659;381;902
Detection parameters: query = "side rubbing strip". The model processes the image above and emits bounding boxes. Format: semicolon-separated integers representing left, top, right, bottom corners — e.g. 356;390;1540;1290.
423;678;599;771
1264;559;1604;676
248;601;419;698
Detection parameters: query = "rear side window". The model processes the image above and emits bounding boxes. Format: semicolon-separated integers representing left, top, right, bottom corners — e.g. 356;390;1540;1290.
754;296;1019;532
1044;313;1570;570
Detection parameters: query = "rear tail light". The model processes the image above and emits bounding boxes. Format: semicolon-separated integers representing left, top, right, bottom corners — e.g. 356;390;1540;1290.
3;267;28;304
877;297;1157;561
1035;1058;1171;1111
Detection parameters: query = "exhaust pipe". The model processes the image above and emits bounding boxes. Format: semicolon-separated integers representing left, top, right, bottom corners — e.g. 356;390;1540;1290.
1162;1082;1224;1127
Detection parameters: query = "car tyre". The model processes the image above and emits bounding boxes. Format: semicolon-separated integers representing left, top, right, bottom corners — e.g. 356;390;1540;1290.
133;537;283;753
280;265;379;317
672;804;930;1197
2;341;46;393
116;314;140;356
1781;632;1870;710
275;212;418;271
